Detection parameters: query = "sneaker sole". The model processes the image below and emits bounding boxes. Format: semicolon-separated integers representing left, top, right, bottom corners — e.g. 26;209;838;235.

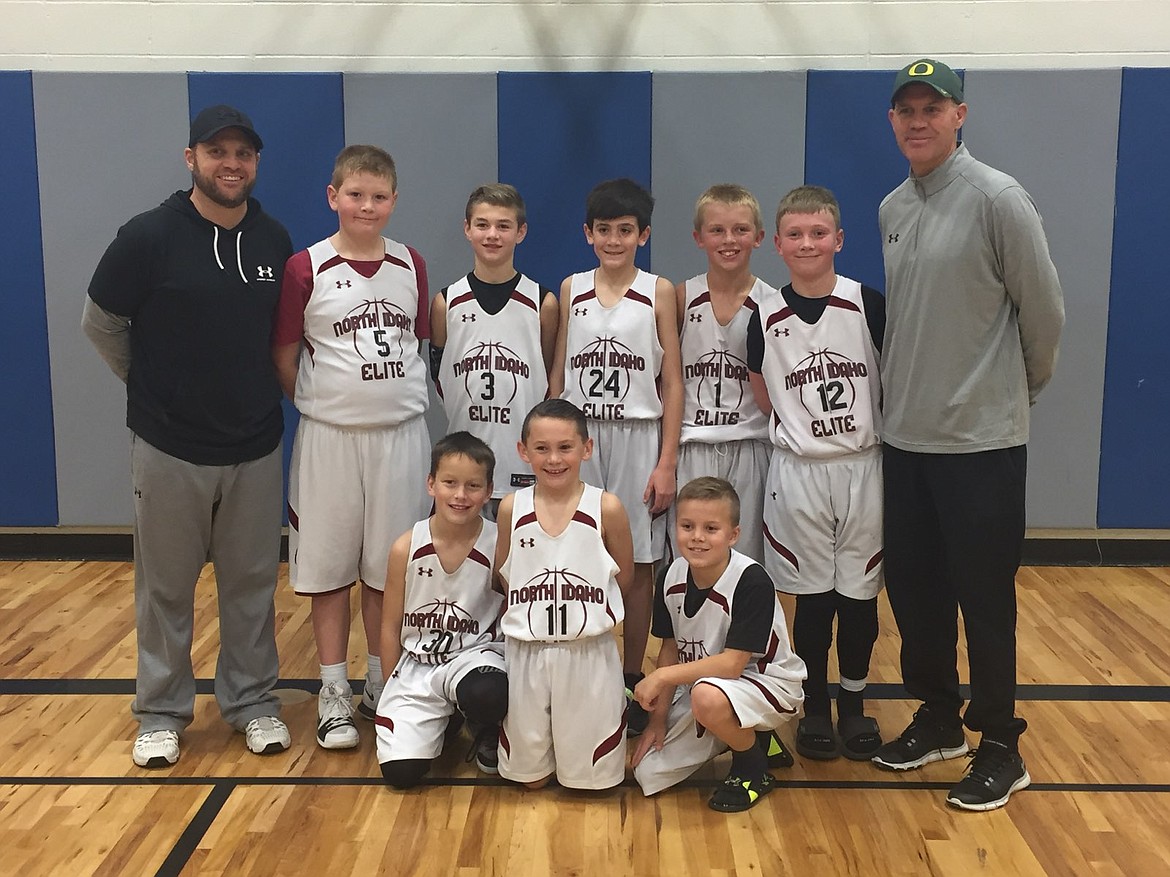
134;754;178;769
476;760;500;775
357;701;377;721
249;741;291;755
316;734;359;750
872;742;970;771
946;769;1032;811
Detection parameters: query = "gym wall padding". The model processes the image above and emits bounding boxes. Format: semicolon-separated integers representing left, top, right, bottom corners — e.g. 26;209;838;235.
963;69;1120;529
0;69;1162;529
497;72;653;294
650;71;805;290
1098;67;1170;528
1;71;57;525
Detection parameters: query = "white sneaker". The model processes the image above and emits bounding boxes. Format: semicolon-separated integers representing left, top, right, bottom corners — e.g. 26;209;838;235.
317;682;359;749
357;677;383;721
244;715;291;755
132;729;180;768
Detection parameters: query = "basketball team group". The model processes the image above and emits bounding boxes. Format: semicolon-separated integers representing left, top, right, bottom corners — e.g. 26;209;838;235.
83;58;1064;814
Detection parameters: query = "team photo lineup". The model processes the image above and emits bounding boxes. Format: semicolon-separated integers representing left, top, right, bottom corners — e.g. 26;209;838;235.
83;58;1063;816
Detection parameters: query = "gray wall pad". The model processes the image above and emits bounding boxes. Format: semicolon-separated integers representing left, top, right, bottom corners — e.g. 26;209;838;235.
963;69;1119;528
650;72;806;289
36;72;191;526
342;73;499;443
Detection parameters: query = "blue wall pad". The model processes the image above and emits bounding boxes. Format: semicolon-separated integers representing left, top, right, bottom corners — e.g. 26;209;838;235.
1098;68;1170;527
498;72;653;292
189;73;347;511
804;70;909;292
0;72;57;524
188;73;345;253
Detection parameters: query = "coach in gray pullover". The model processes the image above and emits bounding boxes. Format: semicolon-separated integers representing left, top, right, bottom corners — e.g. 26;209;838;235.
870;59;1064;813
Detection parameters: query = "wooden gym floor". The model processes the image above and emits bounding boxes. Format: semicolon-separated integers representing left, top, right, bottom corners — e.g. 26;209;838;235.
1;560;1168;876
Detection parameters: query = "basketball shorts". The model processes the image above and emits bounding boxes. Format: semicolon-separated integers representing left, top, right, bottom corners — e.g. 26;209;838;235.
581;419;666;563
374;643;506;764
289;415;430;593
633;674;800;796
499;636;627;790
761;445;884;599
672;438;771;564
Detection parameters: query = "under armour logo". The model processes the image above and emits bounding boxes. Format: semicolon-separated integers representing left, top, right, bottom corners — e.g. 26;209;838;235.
689;313;702;323
519;538;535;548
774;327;789;337
888;234;900;244
771;491;777;500
256;266;275;281
417;566;433;576
336;280;352;289
573;307;588;316
134;488;142;499
461;313;476;322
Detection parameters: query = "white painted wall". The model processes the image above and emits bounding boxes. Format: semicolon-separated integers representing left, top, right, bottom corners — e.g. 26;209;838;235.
3;0;1168;72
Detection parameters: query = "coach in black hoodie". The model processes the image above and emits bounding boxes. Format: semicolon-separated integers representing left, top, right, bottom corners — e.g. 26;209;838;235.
83;105;294;769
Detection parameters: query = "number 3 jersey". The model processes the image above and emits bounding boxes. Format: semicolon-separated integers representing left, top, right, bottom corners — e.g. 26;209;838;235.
401;518;503;665
436;274;547;496
500;484;624;642
752;275;882;459
278;236;429;427
561;269;664;422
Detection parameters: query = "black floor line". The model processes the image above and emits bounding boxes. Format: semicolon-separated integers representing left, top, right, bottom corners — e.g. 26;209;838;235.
4;774;1169;795
4;678;1170;702
153;781;233;877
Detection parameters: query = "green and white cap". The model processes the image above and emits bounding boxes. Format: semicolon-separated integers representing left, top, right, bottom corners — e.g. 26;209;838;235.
891;59;965;105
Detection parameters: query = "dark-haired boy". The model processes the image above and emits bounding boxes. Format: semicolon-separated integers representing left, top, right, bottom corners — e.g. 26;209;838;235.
548;178;683;732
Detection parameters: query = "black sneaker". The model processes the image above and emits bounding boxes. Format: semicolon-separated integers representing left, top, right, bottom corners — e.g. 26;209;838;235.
708;770;775;812
946;740;1031;811
625;673;649;738
465;723;500;775
871;707;969;771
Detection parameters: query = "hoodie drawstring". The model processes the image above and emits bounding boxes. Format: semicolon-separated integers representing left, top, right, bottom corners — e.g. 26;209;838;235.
210;226;249;283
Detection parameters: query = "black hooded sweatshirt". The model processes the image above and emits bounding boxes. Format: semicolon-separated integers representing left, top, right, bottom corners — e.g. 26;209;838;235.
88;191;293;465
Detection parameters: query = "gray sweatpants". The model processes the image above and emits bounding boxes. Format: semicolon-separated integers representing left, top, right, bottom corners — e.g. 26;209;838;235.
130;435;283;733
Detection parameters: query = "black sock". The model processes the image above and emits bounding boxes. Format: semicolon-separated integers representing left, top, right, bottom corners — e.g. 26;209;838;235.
730;737;768;778
794;592;836;716
836;687;864;719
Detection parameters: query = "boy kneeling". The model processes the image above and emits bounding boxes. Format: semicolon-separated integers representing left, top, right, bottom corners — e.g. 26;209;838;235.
633;478;806;811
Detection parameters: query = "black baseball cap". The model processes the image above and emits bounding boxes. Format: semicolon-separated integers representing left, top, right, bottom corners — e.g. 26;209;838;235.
891;59;965;105
188;104;264;151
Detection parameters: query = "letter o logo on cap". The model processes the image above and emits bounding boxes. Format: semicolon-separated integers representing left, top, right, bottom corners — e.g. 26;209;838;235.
909;62;935;76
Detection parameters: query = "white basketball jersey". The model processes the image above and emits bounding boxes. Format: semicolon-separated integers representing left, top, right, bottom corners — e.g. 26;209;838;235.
660;550;805;686
679;274;771;444
294;237;429;427
437;274;546;496
757;276;881;459
500;485;624;642
561;269;663;421
400;518;503;665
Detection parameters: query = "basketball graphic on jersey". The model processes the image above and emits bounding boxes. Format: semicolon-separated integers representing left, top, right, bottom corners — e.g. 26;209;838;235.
572;335;645;403
676;637;711;664
337;298;412;360
457;339;528;406
408;597;483;663
692;348;750;411
793;347;861;418
519;567;605;640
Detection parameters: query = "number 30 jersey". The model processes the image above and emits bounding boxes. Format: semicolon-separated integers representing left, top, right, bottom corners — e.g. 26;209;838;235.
401;518;503;665
754;275;882;459
561;269;664;421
